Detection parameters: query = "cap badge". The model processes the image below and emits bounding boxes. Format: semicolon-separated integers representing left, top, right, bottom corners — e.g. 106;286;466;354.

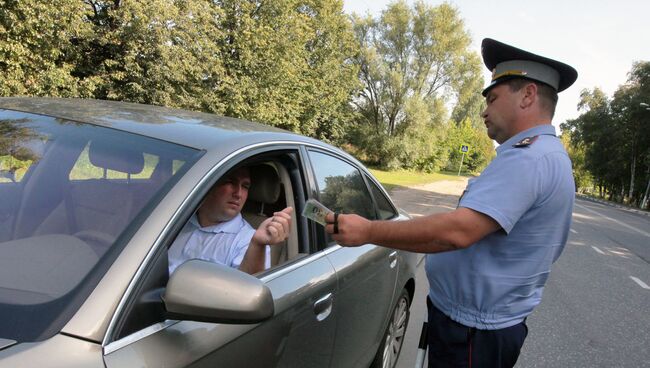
492;69;528;82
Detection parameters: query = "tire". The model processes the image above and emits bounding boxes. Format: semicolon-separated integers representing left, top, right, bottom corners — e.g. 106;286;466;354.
370;288;411;368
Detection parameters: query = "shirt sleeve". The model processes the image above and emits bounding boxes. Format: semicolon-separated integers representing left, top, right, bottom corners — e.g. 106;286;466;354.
459;149;540;233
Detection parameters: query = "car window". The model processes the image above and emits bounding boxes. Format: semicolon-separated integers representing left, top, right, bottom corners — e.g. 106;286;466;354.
0;153;35;183
0;121;47;183
166;156;301;277
365;175;398;220
307;150;376;220
112;153;305;340
0;109;202;343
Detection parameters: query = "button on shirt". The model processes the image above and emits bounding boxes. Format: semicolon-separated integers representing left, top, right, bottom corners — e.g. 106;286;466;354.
426;124;575;330
168;213;270;274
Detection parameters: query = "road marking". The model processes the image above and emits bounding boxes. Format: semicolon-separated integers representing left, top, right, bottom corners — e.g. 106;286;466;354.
570;229;578;234
591;246;606;255
575;203;650;238
630;276;650;290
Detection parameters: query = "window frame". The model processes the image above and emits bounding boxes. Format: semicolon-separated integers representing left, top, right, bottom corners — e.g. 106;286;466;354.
104;144;313;346
303;148;385;248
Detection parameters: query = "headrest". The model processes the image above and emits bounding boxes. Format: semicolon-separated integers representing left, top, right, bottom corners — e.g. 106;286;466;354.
88;139;144;174
248;164;281;204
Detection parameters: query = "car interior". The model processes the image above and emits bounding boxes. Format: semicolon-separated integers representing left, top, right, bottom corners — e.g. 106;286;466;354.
112;153;308;340
242;161;300;267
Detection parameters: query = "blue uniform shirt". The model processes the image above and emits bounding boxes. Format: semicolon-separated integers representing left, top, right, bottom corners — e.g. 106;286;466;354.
426;124;574;330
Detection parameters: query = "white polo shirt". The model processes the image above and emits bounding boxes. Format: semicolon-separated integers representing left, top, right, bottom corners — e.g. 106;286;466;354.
167;213;269;274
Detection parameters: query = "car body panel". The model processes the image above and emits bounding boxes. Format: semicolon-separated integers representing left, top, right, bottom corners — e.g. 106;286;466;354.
0;335;103;368
0;97;315;150
325;244;398;367
104;253;338;368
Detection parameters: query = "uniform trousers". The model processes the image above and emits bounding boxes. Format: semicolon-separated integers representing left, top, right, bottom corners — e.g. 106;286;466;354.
426;298;528;368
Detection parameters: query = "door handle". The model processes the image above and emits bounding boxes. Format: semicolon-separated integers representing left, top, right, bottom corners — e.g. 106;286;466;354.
313;293;333;322
389;251;398;268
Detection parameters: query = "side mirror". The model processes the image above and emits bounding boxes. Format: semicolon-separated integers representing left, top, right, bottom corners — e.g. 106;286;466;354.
162;260;274;324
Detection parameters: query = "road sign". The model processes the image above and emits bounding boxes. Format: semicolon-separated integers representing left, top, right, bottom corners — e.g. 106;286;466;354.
458;144;470;176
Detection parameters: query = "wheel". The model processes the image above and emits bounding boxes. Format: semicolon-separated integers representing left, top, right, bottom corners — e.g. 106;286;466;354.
370;288;411;368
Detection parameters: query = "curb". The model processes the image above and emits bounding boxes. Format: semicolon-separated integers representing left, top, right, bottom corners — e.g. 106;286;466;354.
576;194;650;218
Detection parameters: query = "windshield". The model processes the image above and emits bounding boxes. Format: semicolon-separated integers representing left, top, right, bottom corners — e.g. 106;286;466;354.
0;109;202;342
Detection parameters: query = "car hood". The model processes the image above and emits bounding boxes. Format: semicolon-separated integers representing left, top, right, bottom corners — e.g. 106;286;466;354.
0;334;104;367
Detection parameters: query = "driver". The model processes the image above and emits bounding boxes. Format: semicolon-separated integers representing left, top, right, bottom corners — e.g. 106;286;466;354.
168;166;293;275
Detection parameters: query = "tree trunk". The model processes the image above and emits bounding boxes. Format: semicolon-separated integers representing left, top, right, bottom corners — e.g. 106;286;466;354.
620;181;625;202
642;167;650;209
628;151;636;201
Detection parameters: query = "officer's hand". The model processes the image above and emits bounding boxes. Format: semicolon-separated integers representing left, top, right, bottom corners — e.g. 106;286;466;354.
324;212;371;247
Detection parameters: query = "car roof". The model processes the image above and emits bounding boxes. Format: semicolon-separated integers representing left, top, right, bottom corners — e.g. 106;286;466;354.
0;97;322;150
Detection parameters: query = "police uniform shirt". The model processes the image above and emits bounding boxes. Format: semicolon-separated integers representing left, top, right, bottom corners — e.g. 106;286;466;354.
167;213;270;274
425;124;575;330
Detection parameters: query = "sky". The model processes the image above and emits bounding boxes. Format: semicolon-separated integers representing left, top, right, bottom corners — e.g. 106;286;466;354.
343;0;650;128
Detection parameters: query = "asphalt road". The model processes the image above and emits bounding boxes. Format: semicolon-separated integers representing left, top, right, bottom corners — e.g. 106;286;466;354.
391;185;650;368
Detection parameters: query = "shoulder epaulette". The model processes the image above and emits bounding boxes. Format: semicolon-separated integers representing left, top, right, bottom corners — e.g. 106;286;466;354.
513;135;539;148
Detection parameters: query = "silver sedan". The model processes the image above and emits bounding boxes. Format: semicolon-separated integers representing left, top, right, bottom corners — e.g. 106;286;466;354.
0;98;417;368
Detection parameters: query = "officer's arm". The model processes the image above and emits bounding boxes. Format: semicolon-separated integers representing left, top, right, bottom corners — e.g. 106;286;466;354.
326;208;500;253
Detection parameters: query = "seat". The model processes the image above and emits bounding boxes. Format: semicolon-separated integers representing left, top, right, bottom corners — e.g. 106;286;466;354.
243;164;286;266
34;139;145;255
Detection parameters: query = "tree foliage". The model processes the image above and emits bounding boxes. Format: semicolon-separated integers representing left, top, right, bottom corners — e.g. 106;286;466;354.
349;0;485;170
1;0;496;173
562;61;650;207
0;0;94;97
1;0;359;143
444;118;494;174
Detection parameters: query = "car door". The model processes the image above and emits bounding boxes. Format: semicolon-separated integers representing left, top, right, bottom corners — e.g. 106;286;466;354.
103;148;339;368
304;149;400;368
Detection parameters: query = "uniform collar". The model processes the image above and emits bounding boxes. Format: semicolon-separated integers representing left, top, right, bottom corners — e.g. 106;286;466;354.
190;213;244;234
496;124;556;155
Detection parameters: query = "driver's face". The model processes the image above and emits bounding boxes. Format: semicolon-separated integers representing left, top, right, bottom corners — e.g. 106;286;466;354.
199;167;251;225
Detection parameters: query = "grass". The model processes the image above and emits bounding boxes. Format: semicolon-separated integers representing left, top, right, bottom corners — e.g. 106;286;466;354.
369;168;467;192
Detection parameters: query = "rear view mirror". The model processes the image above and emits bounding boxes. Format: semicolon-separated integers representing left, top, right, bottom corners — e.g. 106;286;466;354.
163;260;274;324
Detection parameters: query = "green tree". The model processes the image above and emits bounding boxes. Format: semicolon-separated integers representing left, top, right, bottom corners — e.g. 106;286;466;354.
613;61;650;206
349;0;484;169
444;118;494;174
559;129;591;192
0;0;95;97
80;0;228;111
563;61;650;208
3;0;359;144
564;88;623;199
213;0;359;141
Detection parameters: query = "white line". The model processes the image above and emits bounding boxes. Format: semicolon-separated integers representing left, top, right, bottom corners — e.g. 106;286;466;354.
591;246;606;255
575;203;650;238
570;229;578;234
630;276;650;290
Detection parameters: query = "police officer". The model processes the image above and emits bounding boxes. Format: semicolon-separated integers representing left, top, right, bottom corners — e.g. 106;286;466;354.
325;38;577;368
